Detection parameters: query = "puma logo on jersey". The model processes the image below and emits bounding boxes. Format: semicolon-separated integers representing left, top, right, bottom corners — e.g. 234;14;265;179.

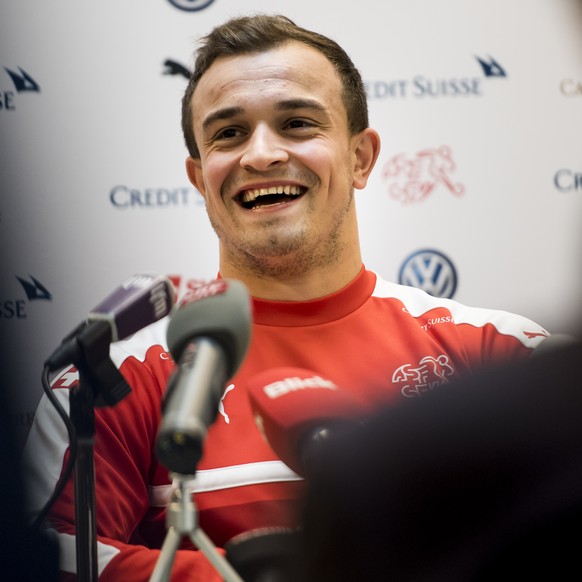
218;383;236;424
52;367;79;388
524;330;549;339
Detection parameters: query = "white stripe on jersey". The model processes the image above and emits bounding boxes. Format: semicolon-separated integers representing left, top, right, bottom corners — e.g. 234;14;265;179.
371;274;548;348
22;388;72;515
50;530;120;576
150;461;302;507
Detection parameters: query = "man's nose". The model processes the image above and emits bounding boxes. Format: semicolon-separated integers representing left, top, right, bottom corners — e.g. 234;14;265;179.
239;125;289;171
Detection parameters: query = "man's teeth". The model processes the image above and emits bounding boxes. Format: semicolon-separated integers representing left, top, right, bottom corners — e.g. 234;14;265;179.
240;185;303;204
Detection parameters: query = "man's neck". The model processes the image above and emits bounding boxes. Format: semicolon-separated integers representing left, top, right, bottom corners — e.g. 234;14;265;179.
219;256;364;301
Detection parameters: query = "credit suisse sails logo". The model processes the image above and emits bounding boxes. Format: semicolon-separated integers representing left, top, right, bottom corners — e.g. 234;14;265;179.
0;66;41;112
382;145;465;204
1;275;52;320
365;54;507;99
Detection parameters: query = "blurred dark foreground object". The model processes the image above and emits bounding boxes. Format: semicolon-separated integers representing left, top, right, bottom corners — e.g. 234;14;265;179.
0;391;59;580
225;527;305;582
301;338;582;581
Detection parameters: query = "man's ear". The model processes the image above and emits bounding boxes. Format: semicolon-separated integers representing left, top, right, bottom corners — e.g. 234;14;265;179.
185;156;206;198
352;128;381;190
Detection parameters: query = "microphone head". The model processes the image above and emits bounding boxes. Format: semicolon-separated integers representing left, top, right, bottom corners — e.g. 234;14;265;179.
88;273;175;342
166;279;252;379
46;273;176;372
247;367;366;476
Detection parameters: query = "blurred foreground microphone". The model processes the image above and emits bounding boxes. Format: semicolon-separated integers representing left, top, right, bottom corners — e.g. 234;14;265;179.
46;273;175;372
227;368;366;581
247;367;366;477
156;279;251;475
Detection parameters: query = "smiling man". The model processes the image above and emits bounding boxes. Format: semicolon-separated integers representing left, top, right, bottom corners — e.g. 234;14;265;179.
25;14;550;582
182;29;379;300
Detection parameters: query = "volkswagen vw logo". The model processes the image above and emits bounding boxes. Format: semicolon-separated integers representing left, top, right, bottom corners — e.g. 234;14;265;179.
399;249;458;299
168;0;215;11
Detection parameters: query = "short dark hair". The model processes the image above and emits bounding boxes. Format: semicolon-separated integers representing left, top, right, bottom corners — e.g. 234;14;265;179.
181;14;369;159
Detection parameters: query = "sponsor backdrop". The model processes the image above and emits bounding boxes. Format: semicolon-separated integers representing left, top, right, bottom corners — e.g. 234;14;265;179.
1;0;582;444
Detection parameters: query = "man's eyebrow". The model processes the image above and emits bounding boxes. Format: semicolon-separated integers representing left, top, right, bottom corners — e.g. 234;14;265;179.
202;106;244;132
274;98;327;114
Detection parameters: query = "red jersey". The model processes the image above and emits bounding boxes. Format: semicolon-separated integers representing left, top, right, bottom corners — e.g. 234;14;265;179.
24;268;547;580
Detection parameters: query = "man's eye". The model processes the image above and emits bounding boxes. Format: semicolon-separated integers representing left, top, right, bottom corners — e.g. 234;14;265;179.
216;127;241;140
286;119;314;129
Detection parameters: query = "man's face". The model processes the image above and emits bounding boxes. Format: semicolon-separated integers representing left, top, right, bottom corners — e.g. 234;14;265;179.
186;41;364;275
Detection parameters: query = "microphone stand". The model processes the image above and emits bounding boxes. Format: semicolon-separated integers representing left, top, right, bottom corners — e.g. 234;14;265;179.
149;474;243;582
69;365;98;582
53;321;132;582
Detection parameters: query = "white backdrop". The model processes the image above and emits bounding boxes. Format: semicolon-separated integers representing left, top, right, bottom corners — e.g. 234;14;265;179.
1;0;581;445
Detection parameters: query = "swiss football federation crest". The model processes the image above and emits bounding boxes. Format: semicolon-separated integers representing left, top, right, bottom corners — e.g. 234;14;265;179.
382;145;465;204
393;354;455;398
399;249;458;299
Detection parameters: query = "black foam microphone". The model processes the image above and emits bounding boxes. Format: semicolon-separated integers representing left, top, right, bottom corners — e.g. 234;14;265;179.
156;279;252;475
45;273;176;372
